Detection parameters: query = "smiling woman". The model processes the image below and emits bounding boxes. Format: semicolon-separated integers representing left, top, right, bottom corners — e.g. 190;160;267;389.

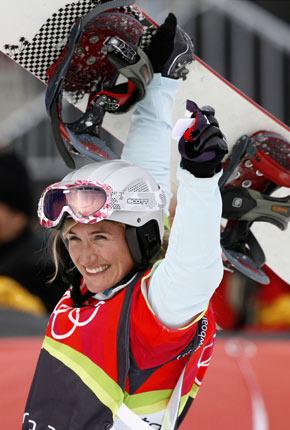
22;12;226;430
65;221;134;293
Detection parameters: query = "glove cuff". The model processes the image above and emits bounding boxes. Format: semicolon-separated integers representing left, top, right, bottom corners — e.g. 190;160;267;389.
180;158;222;178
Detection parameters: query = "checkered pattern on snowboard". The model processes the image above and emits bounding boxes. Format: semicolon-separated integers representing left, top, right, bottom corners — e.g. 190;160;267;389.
4;1;157;85
4;0;103;83
120;5;156;50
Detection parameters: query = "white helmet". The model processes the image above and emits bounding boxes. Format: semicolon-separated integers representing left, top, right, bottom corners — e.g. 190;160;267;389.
39;159;166;265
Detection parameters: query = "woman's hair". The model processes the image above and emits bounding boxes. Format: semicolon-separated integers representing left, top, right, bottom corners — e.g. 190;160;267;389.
49;219;77;282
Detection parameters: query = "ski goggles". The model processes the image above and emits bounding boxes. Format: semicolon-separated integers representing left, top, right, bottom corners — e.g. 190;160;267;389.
38;181;166;228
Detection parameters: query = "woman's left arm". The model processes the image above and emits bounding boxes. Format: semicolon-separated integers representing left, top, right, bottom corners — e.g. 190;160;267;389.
148;104;228;328
148;167;224;327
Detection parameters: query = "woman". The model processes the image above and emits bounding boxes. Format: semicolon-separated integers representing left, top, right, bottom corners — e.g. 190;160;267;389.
23;16;227;430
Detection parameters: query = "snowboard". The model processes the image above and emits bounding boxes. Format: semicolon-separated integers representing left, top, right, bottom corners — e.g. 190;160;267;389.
1;0;290;285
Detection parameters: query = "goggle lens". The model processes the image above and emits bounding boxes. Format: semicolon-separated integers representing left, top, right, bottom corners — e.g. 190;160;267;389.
43;189;66;221
43;187;107;222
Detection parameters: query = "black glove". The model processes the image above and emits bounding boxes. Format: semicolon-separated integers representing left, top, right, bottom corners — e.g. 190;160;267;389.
145;13;177;74
178;100;228;178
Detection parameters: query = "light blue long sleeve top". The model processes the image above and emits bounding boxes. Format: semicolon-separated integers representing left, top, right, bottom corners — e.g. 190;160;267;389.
122;74;224;327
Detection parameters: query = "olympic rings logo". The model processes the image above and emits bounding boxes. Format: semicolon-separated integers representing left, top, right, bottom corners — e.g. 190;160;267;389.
50;294;105;340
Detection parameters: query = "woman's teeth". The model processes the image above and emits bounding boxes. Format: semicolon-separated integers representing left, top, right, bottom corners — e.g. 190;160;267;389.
85;265;109;274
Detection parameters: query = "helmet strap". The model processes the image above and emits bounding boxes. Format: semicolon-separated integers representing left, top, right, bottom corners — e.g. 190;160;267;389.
125;220;161;267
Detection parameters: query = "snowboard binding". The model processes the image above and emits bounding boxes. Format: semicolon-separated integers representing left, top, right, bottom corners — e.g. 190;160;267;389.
220;131;290;284
45;0;156;168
